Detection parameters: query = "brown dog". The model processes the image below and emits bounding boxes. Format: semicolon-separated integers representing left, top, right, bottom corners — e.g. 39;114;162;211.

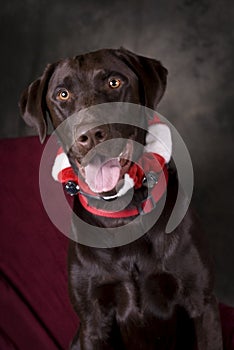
19;48;222;349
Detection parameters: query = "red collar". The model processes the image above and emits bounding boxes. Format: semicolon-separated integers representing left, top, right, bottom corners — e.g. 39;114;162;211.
62;152;168;219
78;166;168;218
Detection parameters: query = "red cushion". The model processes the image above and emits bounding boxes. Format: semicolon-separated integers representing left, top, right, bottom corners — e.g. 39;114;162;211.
0;136;78;350
0;136;233;349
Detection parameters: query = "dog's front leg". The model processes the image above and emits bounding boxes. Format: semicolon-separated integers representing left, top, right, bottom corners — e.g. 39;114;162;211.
74;319;116;350
70;328;81;350
193;295;223;350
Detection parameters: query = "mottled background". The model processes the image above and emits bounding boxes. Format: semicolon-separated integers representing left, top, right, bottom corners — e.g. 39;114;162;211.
1;0;234;304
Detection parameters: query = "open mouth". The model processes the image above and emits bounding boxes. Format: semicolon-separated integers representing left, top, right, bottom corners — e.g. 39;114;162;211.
76;140;133;194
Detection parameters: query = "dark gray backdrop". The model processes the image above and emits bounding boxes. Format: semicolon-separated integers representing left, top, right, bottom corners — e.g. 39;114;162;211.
1;0;234;304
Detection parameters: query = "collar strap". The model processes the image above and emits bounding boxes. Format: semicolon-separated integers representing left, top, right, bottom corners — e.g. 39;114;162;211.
78;166;168;218
62;153;168;218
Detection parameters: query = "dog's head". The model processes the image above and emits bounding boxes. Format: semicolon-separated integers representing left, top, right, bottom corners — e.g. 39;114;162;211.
19;48;168;194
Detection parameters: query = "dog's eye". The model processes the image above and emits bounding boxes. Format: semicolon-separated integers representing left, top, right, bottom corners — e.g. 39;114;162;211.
57;89;70;101
109;78;121;89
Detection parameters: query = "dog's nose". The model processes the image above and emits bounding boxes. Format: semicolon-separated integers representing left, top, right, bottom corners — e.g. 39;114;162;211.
76;125;109;149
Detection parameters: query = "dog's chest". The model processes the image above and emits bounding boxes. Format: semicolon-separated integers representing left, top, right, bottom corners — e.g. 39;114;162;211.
92;258;179;323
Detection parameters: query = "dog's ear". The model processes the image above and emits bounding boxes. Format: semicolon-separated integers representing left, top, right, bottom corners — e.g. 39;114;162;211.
116;47;168;109
19;63;58;143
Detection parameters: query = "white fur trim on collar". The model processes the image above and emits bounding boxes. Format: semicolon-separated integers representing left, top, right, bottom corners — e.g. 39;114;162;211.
52;152;71;181
144;123;172;163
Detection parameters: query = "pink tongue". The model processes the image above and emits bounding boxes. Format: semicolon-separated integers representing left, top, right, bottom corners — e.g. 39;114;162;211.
85;157;121;193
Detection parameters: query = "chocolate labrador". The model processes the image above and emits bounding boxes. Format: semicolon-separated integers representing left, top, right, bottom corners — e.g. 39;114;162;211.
19;48;222;349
